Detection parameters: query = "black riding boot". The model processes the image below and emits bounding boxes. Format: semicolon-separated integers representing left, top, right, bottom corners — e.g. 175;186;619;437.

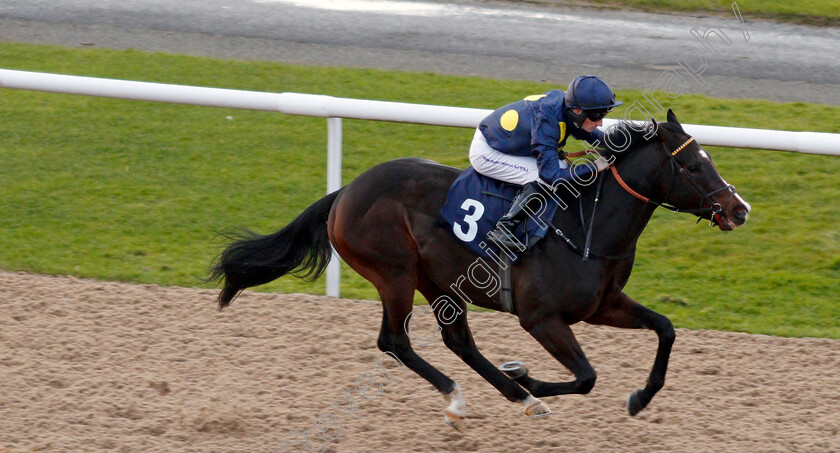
487;181;542;248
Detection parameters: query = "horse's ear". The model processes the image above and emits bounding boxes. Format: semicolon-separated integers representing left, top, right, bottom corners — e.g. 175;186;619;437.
651;118;663;137
654;117;676;142
666;109;686;133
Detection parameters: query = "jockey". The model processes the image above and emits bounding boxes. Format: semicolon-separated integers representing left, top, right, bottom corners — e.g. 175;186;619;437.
469;75;622;247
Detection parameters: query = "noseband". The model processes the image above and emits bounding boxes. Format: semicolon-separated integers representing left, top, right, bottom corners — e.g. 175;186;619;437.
609;136;738;226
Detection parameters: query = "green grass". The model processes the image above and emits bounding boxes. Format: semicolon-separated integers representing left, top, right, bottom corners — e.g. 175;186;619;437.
557;0;840;26
1;42;838;338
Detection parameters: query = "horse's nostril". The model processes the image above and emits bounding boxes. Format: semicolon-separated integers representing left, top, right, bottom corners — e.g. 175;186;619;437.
733;206;748;221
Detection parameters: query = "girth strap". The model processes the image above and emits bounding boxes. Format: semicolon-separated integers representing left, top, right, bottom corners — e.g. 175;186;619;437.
498;253;516;314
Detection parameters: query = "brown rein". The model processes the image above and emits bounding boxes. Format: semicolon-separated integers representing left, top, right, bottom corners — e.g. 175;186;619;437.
609;166;650;203
565;137;696;205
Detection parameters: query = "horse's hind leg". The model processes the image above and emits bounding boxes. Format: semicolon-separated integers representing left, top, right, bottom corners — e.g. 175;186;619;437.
330;193;468;427
372;282;468;427
417;282;550;420
585;291;675;415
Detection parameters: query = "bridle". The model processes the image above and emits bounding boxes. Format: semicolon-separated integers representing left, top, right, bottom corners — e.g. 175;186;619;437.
551;135;738;261
609;136;739;227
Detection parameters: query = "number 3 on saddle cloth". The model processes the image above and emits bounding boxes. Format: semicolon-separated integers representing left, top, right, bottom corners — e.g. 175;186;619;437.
437;166;560;261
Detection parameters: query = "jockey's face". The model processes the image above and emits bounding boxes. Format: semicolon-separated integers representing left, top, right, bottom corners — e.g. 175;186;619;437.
572;108;603;133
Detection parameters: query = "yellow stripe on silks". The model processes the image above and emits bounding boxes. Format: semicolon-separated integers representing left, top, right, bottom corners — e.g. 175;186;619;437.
524;94;547;101
558;122;567;143
500;110;519;131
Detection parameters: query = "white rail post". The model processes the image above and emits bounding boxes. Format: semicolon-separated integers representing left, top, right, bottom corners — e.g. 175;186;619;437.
326;117;342;297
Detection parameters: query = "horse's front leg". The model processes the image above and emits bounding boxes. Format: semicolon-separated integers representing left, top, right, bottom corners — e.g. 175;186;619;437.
585;291;676;415
506;316;599;398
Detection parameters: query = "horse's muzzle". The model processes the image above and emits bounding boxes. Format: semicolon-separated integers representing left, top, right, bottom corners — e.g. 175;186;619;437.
716;194;751;231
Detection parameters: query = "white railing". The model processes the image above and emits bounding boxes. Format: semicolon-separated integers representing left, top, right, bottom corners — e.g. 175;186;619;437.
2;69;838;296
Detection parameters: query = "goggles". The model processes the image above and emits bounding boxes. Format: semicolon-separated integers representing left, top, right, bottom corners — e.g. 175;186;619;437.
585;107;612;122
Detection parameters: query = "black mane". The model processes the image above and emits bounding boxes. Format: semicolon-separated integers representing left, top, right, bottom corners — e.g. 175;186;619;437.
598;121;658;159
597;119;690;164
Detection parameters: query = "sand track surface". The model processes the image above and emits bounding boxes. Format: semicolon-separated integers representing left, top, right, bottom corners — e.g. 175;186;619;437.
1;271;838;452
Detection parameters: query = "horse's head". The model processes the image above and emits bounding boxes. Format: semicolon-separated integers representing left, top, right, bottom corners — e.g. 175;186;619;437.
647;110;751;230
605;110;751;230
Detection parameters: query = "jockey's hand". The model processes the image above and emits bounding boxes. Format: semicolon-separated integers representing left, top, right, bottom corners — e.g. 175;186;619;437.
593;157;611;172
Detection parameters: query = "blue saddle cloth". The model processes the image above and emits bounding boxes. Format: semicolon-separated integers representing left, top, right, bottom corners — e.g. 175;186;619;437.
437;167;558;260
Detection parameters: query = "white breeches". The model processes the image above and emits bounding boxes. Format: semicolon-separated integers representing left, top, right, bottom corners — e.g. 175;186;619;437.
468;128;567;186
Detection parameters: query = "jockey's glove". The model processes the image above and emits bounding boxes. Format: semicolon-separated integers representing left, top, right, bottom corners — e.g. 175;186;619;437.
593;157;611;172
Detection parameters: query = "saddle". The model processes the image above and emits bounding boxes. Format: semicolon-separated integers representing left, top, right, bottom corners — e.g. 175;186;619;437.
437;166;560;261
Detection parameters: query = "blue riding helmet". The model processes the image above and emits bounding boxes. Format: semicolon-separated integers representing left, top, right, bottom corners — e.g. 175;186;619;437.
564;75;622;128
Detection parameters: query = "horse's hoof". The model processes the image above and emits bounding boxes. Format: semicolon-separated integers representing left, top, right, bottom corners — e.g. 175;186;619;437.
626;389;646;416
499;360;529;379
444;409;466;430
525;399;552;418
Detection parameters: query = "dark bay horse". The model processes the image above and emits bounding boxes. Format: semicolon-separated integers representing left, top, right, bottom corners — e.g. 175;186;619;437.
210;110;751;428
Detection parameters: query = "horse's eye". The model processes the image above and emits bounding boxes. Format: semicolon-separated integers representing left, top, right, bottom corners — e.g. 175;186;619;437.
687;165;700;173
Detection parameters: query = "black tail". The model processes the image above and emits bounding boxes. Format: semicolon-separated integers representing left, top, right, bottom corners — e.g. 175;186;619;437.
209;188;345;309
